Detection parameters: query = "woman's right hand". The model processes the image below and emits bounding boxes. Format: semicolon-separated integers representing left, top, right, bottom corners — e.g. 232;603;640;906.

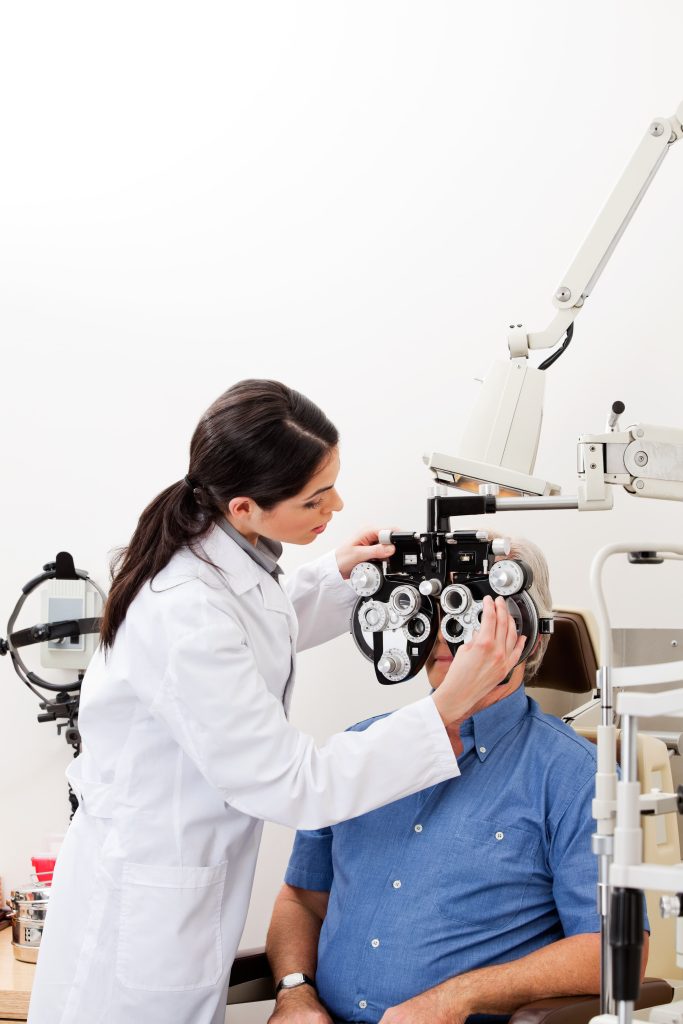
432;595;525;726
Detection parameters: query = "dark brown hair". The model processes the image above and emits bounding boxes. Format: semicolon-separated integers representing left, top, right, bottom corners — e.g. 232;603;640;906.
100;379;338;651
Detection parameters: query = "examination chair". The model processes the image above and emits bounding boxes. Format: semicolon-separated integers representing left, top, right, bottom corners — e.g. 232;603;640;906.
225;609;675;1022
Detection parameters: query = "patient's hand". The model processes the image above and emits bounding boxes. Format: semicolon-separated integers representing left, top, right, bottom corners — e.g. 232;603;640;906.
267;984;334;1023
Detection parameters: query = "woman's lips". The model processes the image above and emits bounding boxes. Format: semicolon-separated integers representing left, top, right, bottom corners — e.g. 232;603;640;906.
312;523;327;534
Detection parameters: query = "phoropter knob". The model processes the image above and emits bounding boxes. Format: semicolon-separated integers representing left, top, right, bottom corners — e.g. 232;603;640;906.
489;559;526;596
419;578;442;597
377;649;411;682
350;562;383;597
358;601;389;632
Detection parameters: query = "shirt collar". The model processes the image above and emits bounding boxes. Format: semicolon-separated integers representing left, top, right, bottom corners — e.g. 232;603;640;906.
216;517;283;579
460;684;529;762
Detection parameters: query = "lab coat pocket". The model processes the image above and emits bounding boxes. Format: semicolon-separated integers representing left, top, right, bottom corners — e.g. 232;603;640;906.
116;860;228;991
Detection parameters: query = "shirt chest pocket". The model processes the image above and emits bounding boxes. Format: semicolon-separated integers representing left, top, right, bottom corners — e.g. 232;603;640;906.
431;817;540;928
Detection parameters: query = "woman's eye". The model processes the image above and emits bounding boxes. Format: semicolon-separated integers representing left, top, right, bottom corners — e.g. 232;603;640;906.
305;499;323;510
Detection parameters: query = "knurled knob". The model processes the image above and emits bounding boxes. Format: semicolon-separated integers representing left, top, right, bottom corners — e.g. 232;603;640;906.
419;578;442;597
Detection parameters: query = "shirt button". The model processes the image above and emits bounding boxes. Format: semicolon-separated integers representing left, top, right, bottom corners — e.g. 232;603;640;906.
371;938;380;948
393;880;402;889
479;746;487;754
414;824;423;833
359;1000;368;1009
495;831;504;841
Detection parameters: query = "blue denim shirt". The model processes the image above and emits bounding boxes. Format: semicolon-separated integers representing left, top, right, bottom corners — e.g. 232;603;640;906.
285;688;603;1024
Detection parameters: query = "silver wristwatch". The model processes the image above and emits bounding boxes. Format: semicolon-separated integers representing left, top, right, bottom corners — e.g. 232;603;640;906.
275;971;316;995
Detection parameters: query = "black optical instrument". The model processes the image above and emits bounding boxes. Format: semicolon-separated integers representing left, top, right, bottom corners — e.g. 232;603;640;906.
349;493;554;685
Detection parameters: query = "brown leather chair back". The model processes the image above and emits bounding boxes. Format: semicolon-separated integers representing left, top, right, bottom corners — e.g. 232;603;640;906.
528;610;598;694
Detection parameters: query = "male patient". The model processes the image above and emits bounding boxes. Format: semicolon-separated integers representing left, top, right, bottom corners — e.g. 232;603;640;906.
265;537;648;1024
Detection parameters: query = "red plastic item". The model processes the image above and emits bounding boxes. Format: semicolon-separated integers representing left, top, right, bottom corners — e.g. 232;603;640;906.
31;856;56;886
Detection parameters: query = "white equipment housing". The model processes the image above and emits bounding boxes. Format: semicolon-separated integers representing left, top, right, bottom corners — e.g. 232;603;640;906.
40;577;102;671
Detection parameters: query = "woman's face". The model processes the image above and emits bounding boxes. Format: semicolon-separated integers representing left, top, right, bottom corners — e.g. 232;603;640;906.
228;447;344;546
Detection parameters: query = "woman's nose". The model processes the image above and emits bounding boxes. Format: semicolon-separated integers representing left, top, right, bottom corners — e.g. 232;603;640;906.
330;489;344;512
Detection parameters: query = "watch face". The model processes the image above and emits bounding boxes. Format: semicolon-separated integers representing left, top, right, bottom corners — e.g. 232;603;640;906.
282;973;305;988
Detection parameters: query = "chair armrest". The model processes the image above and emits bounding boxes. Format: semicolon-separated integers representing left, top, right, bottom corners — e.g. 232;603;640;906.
227;946;276;1005
509;978;673;1024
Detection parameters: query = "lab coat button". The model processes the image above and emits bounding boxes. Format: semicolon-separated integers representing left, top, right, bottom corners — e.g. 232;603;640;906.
414;824;423;833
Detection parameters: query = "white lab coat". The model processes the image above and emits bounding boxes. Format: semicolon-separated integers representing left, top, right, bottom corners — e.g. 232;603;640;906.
28;524;458;1024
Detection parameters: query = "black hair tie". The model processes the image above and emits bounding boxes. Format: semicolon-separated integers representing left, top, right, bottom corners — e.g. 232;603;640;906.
184;475;198;491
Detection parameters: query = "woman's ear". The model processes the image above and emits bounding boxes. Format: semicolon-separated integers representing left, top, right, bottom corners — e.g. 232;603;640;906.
227;496;254;520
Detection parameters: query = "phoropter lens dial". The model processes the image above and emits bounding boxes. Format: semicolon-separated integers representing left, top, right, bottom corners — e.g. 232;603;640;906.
489;559;527;597
350;562;383;597
358;601;389;632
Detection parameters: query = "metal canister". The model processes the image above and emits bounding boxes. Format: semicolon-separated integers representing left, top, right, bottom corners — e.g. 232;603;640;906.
7;883;51;963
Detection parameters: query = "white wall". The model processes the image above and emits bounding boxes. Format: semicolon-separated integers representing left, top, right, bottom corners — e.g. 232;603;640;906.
1;2;682;1018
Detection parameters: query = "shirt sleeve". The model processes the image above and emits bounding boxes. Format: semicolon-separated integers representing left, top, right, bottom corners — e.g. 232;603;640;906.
550;759;649;937
550;769;601;936
285;827;334;892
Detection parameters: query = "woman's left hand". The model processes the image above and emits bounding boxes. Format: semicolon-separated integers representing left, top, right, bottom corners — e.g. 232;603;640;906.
335;528;396;580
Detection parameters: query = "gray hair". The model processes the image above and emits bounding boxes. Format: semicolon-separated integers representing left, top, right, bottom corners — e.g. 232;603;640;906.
490;533;553;684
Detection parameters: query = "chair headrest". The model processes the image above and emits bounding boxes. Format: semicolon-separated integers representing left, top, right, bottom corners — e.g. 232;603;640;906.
528;611;598;694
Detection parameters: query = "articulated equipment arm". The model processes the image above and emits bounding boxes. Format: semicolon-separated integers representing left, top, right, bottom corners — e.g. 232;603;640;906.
508;102;683;359
427;103;683;507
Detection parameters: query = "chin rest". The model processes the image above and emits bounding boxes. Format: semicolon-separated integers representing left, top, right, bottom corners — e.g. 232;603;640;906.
227;951;673;1018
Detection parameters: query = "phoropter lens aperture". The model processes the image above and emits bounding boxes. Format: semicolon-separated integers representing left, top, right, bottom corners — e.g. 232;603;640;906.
441;614;465;644
401;611;432;644
389;585;420;619
440;584;471;615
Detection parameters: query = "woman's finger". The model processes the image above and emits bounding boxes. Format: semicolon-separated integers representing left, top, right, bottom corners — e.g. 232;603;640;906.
477;595;496;645
363;542;395;560
505;606;518;657
494;595;509;643
508;634;526;670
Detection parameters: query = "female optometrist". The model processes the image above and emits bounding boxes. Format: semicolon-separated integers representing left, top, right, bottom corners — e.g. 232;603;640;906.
29;379;524;1024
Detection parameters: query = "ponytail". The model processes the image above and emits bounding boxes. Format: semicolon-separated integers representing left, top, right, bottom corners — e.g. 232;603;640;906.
99;380;339;651
99;479;214;651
